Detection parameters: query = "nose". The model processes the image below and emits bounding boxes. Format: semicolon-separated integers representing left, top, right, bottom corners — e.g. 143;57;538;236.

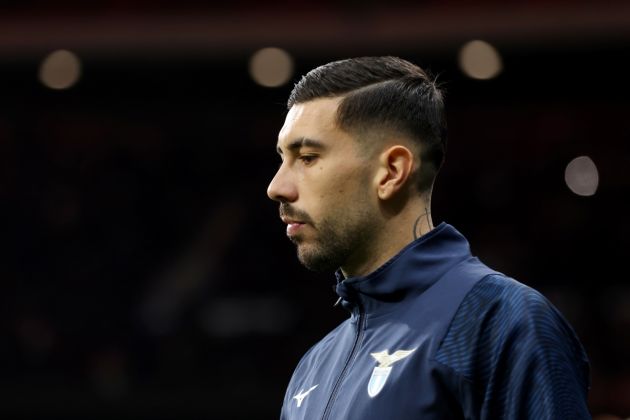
267;164;298;203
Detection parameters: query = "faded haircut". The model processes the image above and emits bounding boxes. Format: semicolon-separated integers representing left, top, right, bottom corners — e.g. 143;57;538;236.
288;56;447;195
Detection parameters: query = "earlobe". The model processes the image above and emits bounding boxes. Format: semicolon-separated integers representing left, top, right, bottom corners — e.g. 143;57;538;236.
376;145;415;200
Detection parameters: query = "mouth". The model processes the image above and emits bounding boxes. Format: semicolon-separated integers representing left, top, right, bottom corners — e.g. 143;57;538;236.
281;216;306;237
279;204;314;239
286;222;305;237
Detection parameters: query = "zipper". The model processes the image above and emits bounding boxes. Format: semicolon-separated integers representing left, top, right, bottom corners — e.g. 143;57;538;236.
321;304;366;420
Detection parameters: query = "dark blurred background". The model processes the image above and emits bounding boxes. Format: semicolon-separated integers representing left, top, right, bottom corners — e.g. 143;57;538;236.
1;1;629;419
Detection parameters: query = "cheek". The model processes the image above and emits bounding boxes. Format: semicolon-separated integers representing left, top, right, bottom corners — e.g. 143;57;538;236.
307;160;374;204
328;176;372;207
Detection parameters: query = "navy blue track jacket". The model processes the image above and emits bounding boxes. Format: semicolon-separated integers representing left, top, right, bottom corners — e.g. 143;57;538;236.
280;223;590;419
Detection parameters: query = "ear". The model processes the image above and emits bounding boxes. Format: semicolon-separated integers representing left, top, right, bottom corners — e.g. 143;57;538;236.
374;145;415;200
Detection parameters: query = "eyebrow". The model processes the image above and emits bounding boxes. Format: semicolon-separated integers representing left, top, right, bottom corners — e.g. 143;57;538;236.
276;137;326;155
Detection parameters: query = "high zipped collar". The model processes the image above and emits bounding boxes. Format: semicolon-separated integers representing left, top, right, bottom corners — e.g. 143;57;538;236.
334;223;473;314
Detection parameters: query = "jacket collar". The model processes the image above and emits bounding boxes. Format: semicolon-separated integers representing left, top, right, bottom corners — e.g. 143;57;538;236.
334;223;473;314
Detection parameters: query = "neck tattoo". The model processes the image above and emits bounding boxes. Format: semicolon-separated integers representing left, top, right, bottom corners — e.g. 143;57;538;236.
413;208;432;240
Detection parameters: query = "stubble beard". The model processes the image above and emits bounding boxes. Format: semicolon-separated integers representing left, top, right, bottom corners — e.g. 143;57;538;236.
291;206;376;273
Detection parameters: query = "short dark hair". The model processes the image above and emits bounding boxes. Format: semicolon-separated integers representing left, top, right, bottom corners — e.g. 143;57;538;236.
288;56;447;195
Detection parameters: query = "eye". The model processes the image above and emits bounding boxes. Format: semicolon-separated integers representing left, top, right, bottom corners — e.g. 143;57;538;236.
299;155;318;165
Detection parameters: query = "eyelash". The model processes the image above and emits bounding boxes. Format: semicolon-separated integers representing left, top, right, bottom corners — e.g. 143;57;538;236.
299;155;318;165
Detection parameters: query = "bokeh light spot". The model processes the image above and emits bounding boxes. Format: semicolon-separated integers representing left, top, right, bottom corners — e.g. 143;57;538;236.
565;155;599;196
249;47;294;88
458;40;503;80
39;49;82;90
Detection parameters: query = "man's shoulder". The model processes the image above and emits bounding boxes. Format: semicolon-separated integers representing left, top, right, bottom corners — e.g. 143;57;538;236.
460;273;551;315
447;273;569;343
436;273;589;381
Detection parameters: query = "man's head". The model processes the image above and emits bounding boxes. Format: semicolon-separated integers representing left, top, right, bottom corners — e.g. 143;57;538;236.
288;56;447;194
267;56;447;275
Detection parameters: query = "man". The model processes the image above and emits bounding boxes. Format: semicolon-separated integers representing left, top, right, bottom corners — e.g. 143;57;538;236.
267;56;590;419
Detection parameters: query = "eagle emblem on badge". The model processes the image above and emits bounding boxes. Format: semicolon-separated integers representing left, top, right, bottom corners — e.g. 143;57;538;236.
367;348;417;397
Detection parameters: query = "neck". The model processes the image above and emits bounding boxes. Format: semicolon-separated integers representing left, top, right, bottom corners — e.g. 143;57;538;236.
412;205;433;240
340;197;434;278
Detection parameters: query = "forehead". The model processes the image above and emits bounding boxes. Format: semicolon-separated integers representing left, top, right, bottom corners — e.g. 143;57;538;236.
278;97;344;146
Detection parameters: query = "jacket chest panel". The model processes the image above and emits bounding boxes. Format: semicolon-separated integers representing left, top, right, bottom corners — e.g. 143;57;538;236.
285;320;447;420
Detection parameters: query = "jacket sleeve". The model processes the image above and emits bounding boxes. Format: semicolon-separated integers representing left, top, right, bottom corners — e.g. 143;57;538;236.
435;275;591;419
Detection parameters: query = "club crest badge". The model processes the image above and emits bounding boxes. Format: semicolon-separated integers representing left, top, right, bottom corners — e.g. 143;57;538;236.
367;348;417;398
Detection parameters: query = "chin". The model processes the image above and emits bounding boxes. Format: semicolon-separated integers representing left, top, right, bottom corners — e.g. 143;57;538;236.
297;246;340;273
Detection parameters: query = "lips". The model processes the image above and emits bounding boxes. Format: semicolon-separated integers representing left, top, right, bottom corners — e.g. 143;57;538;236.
280;215;302;225
281;216;305;236
279;205;312;238
286;222;305;237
